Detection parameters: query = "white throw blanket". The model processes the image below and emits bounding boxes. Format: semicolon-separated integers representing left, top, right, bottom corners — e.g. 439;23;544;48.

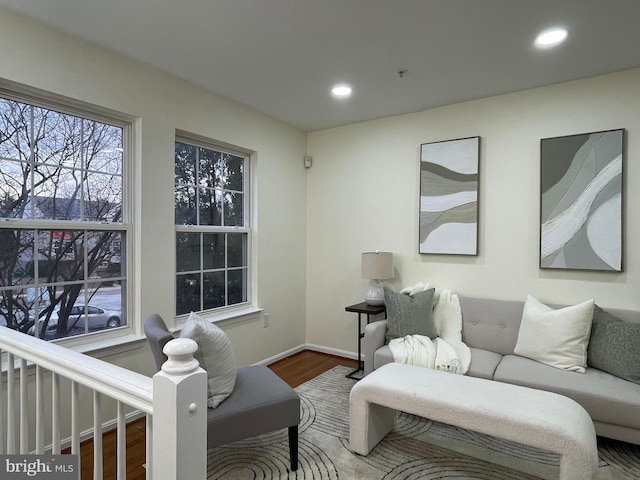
389;283;471;375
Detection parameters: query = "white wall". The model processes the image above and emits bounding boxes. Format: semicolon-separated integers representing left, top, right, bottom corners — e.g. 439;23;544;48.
0;7;308;372
306;68;640;353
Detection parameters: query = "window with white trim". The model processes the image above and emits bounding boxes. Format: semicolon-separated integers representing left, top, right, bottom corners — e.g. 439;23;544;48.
174;137;250;316
0;91;129;341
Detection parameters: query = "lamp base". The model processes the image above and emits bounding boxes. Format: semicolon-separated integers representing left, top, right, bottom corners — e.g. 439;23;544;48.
364;280;385;306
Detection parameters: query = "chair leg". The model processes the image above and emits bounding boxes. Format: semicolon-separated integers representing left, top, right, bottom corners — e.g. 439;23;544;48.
288;425;298;471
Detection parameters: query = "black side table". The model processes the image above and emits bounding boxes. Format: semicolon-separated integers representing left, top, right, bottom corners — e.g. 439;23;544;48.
345;302;386;380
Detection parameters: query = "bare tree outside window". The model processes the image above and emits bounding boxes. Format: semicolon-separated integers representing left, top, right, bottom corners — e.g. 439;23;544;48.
0;96;127;340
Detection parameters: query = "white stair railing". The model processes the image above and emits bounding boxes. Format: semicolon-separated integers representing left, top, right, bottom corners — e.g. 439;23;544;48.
0;326;207;479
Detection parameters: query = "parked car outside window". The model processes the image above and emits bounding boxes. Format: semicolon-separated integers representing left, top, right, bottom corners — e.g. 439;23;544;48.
28;304;121;338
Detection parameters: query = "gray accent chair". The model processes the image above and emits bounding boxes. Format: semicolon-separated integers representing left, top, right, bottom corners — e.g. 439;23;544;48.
144;314;300;471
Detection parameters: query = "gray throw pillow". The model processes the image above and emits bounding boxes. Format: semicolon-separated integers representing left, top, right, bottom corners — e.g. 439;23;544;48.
384;287;436;343
180;311;237;408
587;305;640;385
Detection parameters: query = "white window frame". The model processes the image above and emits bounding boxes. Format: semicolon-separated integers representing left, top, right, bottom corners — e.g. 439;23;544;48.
0;83;134;350
174;133;255;322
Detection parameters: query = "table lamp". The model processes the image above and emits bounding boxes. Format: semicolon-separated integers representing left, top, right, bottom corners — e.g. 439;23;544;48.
361;251;394;306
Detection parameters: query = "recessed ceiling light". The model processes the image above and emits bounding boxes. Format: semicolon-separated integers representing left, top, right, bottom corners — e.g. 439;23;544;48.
331;84;352;98
534;27;568;48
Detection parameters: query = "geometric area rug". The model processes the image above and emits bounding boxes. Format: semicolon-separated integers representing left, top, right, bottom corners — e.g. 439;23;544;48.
207;366;640;479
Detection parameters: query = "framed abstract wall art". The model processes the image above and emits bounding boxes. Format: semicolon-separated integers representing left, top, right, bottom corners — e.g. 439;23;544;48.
540;129;624;271
419;137;479;255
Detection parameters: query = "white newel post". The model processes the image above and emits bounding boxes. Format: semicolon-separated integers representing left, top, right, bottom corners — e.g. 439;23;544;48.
152;338;207;480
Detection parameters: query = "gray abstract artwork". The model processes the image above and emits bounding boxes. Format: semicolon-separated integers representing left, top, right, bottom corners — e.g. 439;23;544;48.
540;129;623;271
419;137;479;255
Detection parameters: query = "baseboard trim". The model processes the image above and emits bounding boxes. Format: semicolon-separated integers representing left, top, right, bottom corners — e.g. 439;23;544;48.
304;343;358;360
252;344;307;365
253;343;358;366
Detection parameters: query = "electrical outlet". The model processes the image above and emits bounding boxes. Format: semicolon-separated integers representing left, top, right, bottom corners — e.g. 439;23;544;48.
262;313;270;328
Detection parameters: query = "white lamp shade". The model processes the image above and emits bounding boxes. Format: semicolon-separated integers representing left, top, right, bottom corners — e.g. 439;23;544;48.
361;252;394;280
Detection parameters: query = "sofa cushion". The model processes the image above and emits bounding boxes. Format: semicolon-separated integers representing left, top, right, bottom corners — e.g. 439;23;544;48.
180;311;237;408
514;295;594;373
384;287;436;343
588;305;640;385
459;296;524;356
467;348;503;380
494;354;640;430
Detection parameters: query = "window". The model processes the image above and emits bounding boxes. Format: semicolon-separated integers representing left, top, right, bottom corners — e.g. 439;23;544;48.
175;137;250;316
0;91;129;341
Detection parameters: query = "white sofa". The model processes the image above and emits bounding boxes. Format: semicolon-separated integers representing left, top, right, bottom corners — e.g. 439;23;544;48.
363;296;640;445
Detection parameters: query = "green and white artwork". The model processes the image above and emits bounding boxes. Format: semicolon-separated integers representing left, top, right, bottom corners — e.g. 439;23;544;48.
419;137;479;255
540;129;624;271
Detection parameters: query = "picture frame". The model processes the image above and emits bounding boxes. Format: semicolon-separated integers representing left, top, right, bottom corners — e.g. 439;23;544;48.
540;129;624;271
419;136;480;255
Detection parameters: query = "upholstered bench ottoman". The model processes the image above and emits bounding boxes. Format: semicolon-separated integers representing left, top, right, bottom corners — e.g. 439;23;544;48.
350;363;598;480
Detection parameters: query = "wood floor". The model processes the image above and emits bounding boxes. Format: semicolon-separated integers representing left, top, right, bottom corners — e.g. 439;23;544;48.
268;349;358;388
78;350;357;479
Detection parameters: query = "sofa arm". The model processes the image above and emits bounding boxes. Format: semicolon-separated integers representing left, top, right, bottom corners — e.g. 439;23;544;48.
363;320;388;376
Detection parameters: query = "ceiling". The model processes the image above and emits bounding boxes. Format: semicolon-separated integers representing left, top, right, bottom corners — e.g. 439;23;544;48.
2;0;640;132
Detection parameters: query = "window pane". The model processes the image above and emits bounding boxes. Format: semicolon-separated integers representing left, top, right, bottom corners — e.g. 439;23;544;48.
0;229;34;285
0;286;47;333
227;269;246;305
86;231;124;280
223;154;244;191
176;274;201;315
0;160;27;218
84;121;123;175
203;233;225;270
33;166;82;220
33;108;81;168
198;188;222;226
227;233;246;268
38;290;85;340
223;192;243;227
176;232;201;273
85;282;122;312
175;187;197;225
0;99;29;161
175;142;196;188
203;271;225;310
84;172;122;222
198;147;221;189
37;230;85;282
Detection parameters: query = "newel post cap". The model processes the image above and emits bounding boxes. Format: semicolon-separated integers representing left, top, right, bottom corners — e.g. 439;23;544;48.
161;338;200;375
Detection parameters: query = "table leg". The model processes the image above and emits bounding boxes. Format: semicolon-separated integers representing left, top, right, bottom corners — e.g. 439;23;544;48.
346;312;364;380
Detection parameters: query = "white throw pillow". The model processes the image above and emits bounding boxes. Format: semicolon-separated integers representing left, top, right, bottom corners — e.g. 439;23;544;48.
514;295;594;373
180;311;237;408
